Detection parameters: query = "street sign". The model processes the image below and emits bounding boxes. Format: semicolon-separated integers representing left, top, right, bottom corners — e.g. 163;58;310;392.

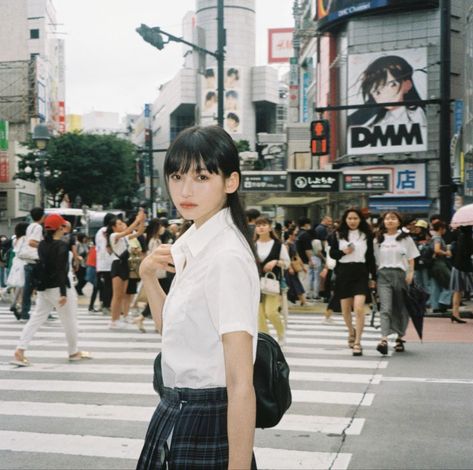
241;172;288;192
342;172;391;192
289;171;340;192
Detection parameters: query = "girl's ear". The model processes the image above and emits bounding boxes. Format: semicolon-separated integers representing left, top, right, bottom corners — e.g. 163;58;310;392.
225;171;239;194
402;79;413;94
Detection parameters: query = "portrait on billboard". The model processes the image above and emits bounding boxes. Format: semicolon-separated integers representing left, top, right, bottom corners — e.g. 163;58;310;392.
347;48;427;155
200;66;242;133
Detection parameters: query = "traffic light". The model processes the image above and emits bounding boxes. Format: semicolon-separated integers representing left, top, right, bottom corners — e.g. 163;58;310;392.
136;24;164;50
310;119;330;156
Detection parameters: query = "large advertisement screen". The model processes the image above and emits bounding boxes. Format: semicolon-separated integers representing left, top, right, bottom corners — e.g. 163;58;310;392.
347;48;428;155
315;0;437;31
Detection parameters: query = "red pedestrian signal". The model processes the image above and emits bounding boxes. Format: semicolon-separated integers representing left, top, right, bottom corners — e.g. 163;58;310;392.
310;120;330;156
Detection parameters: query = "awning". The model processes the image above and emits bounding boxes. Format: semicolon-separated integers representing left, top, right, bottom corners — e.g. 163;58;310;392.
257;196;327;206
369;198;433;213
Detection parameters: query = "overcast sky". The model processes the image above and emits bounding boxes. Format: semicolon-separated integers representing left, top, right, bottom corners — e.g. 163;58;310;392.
53;0;294;117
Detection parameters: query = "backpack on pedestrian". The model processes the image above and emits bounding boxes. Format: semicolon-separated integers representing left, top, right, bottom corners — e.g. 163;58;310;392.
152;331;292;429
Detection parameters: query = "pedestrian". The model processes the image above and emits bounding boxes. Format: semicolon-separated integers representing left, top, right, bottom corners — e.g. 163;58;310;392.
85;241;99;313
255;215;290;343
246;208;261;239
0;234;9;288
449;225;472;324
284;227;308;306
75;233;89;295
107;210;145;329
6;222;29;320
328;208;376;356
137;125;259;469
411;219;432;295
374;211;419;355
95;213;116;316
295;217;315;298
10;213;91;367
18;207;45;321
429;220;452;313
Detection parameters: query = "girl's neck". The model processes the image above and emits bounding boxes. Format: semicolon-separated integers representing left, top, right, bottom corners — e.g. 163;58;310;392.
53;233;62;240
258;234;272;242
386;228;398;236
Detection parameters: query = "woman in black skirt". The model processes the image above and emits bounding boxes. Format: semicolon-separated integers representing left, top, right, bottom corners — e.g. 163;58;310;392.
137;126;259;469
328;208;376;356
449;225;471;324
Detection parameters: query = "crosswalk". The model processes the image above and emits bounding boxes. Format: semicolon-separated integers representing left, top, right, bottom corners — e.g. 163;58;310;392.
0;305;390;469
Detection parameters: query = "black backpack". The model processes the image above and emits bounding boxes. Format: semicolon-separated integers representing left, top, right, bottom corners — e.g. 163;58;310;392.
153;332;292;429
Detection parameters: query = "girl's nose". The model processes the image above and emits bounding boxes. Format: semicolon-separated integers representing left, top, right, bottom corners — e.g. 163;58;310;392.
180;177;193;197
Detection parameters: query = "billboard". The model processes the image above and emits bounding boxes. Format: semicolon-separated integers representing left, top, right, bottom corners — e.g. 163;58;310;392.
268;28;293;64
201;66;243;134
347;48;428;155
315;0;437;31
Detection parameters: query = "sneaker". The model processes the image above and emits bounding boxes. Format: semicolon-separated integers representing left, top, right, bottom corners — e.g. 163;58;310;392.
108;321;119;330
88;308;99;313
102;307;111;316
322;316;334;325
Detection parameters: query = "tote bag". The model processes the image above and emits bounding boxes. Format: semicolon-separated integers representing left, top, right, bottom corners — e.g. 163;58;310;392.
260;272;280;296
7;255;26;288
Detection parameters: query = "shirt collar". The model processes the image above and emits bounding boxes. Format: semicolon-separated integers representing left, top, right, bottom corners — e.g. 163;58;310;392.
172;207;233;259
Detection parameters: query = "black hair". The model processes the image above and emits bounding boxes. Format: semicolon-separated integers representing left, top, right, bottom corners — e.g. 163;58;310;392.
105;215;119;247
226;112;239;123
348;55;425;127
103;212;116;227
205;91;216;101
204;68;215;78
227;68;239;79
225;90;238;99
432;220;447;232
298;217;311;228
77;233;87;243
246;208;261;222
376;211;409;244
14;222;29;238
144;218;161;251
163;125;257;260
338;208;373;241
30;207;44;222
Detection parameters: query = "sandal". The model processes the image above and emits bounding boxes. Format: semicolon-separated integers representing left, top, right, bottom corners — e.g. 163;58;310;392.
352;343;363;356
394;338;405;352
10;357;30;367
376;339;388;355
348;329;356;349
69;351;93;362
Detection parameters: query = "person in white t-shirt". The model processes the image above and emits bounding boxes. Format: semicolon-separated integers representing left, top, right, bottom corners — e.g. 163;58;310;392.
106;210;146;329
374;211;419;355
137;126;259;470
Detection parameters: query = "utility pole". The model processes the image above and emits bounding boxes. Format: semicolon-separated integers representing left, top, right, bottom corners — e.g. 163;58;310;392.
216;0;225;127
439;0;452;222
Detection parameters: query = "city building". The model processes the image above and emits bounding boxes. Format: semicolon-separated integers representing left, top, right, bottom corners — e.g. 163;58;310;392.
289;0;469;219
0;0;65;229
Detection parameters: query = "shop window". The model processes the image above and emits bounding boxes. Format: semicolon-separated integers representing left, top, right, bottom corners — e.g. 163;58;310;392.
30;29;40;39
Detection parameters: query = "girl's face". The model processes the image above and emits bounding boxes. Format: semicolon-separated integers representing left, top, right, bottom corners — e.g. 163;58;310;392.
255;222;271;237
370;71;412;110
345;211;361;230
168;165;236;227
113;219;127;233
383;213;401;231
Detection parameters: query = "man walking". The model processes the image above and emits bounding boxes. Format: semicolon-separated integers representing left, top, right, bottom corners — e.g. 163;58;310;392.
296;217;315;299
19;207;45;321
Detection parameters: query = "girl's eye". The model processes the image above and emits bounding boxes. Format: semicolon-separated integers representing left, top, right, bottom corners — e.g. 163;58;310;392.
170;174;181;181
197;174;209;181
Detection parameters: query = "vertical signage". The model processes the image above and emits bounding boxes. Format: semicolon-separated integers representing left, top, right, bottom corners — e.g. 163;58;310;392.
0;120;9;183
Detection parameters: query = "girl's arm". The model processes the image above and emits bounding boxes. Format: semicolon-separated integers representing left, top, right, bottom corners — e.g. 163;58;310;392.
223;331;255;470
138;244;175;333
327;233;345;260
113;210;146;241
406;258;415;285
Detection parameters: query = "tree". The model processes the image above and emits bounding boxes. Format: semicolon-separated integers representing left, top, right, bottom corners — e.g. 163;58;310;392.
16;132;139;209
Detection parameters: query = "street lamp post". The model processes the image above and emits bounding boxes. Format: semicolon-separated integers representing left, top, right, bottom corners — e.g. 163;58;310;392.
32;124;51;208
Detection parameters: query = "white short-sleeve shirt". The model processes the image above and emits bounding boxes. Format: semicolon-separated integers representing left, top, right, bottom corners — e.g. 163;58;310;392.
95;227;114;272
338;229;368;264
161;208;260;389
374;233;419;272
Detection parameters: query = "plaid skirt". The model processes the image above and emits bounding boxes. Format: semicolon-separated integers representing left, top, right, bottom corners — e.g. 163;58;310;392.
137;386;257;470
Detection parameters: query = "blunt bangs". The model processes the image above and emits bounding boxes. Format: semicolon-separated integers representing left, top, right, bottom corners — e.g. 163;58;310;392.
164;125;240;179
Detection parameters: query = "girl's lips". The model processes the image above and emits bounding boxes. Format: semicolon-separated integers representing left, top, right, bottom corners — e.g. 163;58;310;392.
180;203;197;208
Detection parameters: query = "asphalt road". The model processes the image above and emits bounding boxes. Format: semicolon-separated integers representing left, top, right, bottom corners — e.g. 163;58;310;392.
0;301;472;469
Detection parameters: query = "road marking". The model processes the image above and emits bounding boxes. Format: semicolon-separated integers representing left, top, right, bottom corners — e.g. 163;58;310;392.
288;357;387;369
0;331;161;340
292;389;374;406
291;371;382;384
0;349;159;360
381;376;473;385
284;346;392;357
286;337;381;347
0;401;364;435
0;431;351;469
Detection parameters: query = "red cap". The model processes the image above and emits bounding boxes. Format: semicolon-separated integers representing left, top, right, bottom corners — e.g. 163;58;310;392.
44;214;67;231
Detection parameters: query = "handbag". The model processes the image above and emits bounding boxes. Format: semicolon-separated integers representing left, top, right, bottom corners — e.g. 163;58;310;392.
152;332;292;429
6;255;26;288
128;250;142;279
290;255;304;273
260;271;280;296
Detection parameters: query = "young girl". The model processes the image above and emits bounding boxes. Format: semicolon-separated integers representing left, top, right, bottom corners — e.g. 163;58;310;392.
107;211;145;329
328;208;376;356
11;214;90;366
255;216;290;343
137;125;259;469
374;211;419;355
348;55;426;128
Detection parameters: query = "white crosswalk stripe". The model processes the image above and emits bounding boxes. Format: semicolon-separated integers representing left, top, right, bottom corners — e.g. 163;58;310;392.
0;306;388;469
